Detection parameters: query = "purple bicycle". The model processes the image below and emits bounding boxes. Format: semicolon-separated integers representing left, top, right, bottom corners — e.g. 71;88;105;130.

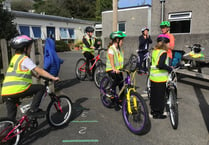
100;69;151;135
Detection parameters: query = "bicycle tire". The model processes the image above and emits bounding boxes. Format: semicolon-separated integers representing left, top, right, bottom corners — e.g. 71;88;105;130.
100;76;114;108
47;95;73;127
0;118;20;145
122;91;151;135
94;62;106;88
129;54;138;71
167;88;178;129
75;58;87;80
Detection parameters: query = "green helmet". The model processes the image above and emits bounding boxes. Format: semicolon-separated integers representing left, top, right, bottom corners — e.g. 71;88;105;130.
109;31;127;40
160;21;170;27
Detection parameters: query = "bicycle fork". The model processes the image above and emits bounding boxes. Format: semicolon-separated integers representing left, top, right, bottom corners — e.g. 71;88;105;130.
126;88;137;114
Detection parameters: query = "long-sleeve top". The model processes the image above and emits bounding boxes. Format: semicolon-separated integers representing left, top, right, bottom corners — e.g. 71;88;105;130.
157;52;173;73
82;36;100;50
138;35;152;52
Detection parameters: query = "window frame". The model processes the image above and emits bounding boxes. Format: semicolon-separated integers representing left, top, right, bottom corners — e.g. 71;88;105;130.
118;21;126;32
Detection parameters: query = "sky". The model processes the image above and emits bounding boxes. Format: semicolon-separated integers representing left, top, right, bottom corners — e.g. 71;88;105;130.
118;0;152;8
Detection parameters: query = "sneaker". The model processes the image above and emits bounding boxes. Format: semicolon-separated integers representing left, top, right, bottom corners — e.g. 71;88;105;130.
27;108;46;118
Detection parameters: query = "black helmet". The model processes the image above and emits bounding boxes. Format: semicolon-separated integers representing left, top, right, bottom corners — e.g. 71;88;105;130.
85;26;94;33
10;35;33;50
157;34;170;43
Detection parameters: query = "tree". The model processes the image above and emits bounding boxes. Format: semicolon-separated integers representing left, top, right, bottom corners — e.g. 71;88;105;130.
96;0;112;21
0;4;18;40
11;0;33;12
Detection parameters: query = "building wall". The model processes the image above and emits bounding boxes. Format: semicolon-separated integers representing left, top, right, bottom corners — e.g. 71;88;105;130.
151;0;209;35
102;6;152;38
14;17;88;40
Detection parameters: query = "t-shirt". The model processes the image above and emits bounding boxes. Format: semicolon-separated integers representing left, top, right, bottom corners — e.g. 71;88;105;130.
166;33;175;58
21;57;36;71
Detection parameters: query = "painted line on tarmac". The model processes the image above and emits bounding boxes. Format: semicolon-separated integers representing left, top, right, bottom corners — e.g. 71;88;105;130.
72;120;98;123
62;139;99;143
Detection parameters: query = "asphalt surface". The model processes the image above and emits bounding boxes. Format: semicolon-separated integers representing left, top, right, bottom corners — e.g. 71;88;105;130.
0;51;208;145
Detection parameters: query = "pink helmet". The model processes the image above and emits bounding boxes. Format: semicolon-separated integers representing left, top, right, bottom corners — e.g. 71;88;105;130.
10;35;33;50
157;34;170;43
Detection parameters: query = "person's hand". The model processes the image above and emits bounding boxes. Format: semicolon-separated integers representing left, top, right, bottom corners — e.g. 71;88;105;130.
113;69;120;74
90;46;95;49
53;77;60;81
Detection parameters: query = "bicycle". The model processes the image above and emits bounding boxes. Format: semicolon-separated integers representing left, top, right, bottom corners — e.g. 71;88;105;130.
129;48;152;73
0;77;73;145
165;66;180;130
75;48;107;88
100;69;151;135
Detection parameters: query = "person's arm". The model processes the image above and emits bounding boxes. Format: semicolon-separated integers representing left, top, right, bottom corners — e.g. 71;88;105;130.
34;67;59;81
82;37;91;48
157;52;173;73
148;36;152;44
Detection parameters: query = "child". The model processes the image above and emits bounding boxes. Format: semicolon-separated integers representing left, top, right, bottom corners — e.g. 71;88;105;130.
1;35;59;121
149;34;173;119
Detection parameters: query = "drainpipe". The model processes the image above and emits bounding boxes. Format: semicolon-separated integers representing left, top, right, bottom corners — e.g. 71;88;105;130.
160;0;165;22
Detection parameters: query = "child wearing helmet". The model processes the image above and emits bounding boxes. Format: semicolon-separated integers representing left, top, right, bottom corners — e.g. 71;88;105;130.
82;26;100;79
160;21;175;65
106;31;126;110
138;26;152;73
1;35;59;121
149;34;173;119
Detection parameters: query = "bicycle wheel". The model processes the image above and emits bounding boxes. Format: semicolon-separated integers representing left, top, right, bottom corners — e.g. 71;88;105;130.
75;58;87;80
122;91;151;135
129;54;138;71
94;62;106;88
0;118;20;145
47;95;73;127
167;88;178;129
100;76;114;108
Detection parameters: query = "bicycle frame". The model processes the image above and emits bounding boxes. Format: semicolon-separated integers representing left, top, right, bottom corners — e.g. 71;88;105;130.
78;54;101;72
114;70;138;114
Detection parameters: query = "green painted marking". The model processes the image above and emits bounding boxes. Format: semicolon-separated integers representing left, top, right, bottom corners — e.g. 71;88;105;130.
71;120;98;123
62;139;99;143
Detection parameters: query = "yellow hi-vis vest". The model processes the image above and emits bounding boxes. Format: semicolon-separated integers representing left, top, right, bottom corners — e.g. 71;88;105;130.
106;45;124;72
150;49;169;83
82;35;96;55
1;54;32;96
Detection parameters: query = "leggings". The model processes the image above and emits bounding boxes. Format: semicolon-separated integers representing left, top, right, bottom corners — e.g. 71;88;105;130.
3;84;46;121
83;52;94;73
107;71;123;93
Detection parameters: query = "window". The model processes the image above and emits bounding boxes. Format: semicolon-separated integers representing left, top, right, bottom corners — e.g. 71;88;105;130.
19;25;30;36
168;12;192;33
60;28;69;39
68;28;75;39
118;22;126;32
32;26;41;38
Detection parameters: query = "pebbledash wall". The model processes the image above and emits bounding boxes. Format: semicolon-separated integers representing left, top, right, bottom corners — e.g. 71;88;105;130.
102;0;209;59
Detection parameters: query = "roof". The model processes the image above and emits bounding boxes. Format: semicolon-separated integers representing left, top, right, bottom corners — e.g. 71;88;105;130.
11;10;96;25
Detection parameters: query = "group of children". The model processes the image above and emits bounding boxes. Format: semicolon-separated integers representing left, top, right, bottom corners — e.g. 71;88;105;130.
1;20;174;121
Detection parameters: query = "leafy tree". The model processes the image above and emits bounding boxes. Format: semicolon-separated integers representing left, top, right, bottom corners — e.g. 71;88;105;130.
0;4;18;40
11;0;33;12
96;0;112;20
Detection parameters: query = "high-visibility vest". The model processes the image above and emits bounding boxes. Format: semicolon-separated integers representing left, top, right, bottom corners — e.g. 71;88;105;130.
106;45;124;72
82;35;96;55
1;54;32;96
150;49;169;82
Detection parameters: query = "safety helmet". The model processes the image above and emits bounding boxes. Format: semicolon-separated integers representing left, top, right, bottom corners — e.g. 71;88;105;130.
160;21;170;28
141;26;149;32
109;31;127;40
10;35;33;50
157;34;170;43
85;26;94;33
